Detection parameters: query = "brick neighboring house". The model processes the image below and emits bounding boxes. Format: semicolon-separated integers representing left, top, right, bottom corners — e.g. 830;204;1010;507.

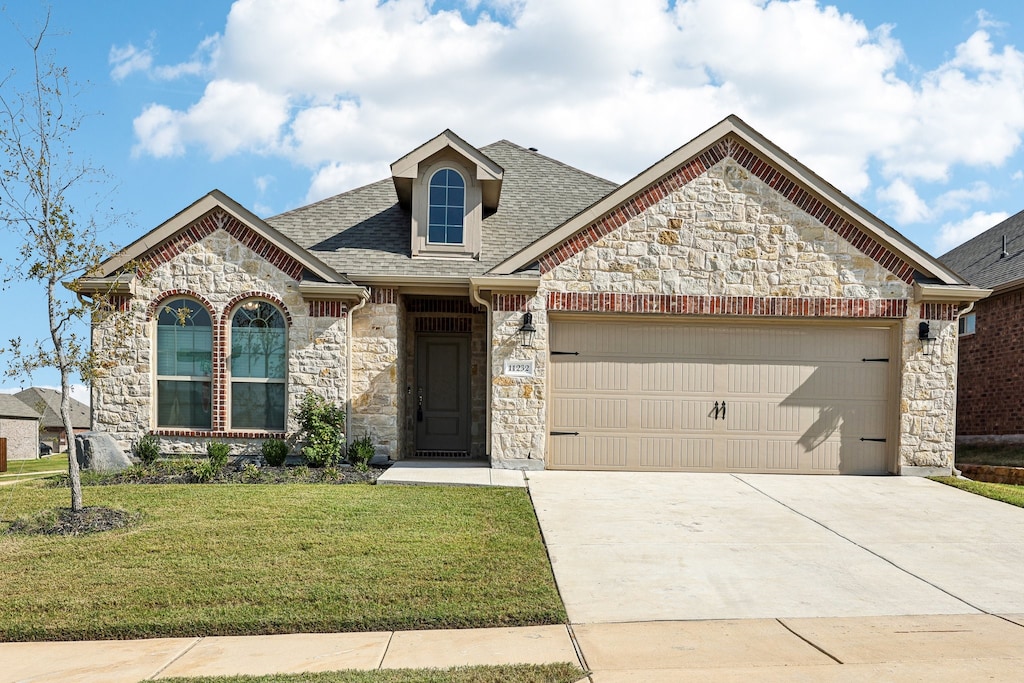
0;393;42;461
81;116;986;475
940;211;1024;443
14;387;90;454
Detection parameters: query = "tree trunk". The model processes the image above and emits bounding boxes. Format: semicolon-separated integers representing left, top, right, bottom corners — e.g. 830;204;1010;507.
62;374;83;512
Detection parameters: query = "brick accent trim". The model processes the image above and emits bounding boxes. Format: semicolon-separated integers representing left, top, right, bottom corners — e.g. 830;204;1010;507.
369;287;397;304
152;429;286;440
538;137;915;284
920;303;960;321
308;301;348;317
406;297;481;313
547;292;908;318
136;209;305;281
493;294;531;312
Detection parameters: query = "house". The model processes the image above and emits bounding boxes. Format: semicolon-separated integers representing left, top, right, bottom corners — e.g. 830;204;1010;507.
940;211;1024;444
14;387;90;454
81;116;986;475
0;393;42;461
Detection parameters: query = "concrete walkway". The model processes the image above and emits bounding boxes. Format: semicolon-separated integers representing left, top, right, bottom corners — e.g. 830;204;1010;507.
7;465;1024;681
376;459;527;487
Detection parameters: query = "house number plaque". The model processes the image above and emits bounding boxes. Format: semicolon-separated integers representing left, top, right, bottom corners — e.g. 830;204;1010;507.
504;359;535;377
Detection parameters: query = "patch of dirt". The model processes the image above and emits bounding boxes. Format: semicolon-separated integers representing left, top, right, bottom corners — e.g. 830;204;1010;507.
6;507;142;536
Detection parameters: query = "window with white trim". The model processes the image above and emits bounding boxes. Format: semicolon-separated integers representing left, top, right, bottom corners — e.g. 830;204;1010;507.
959;312;976;336
427;168;465;245
230;300;287;430
156;298;212;428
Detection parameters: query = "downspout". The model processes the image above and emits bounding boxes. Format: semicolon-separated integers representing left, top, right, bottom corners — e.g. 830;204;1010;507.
470;283;492;462
345;291;370;439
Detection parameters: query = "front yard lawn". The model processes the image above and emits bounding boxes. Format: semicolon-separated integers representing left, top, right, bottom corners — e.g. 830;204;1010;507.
931;476;1024;508
158;663;586;683
0;483;565;641
0;452;69;481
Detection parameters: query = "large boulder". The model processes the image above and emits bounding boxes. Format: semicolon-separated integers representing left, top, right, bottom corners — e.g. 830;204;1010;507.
75;432;133;473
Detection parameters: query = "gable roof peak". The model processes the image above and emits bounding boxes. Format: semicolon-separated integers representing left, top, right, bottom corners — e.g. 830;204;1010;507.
390;129;504;211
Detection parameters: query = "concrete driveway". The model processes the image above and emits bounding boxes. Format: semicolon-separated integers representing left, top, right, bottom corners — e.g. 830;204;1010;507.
526;472;1024;623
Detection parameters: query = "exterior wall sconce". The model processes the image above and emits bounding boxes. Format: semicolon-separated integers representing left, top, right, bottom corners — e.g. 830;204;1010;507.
518;312;536;348
918;321;936;355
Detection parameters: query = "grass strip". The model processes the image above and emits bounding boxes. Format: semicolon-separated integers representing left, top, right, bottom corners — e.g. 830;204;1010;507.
0;452;68;477
931;476;1024;508
0;483;565;641
155;663;586;683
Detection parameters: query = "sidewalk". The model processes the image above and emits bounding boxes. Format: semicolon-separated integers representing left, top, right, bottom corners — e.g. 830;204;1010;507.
4;615;1024;682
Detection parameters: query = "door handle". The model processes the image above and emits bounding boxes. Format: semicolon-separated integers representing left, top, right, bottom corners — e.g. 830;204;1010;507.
417;388;423;422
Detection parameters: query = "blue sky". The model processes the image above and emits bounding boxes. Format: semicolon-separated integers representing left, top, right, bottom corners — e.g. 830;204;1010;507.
2;0;1024;397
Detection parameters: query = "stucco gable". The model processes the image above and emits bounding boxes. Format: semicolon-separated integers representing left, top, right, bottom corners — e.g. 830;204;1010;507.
491;116;966;288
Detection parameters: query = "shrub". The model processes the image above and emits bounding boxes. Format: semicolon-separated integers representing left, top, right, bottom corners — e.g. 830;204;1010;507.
347;435;375;472
192;460;217;483
240;462;261;481
132;434;160;465
294;391;345;467
206;442;230;470
261;438;289;467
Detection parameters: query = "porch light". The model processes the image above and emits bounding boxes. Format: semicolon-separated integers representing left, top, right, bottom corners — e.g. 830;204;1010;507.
242;300;261;311
918;321;936;355
518;312;536;348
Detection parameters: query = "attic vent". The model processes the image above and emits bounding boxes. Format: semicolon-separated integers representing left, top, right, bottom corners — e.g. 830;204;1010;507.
1002;235;1009;259
528;147;538;152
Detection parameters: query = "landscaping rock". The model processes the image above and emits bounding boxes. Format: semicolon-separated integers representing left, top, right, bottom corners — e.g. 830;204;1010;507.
75;432;133;473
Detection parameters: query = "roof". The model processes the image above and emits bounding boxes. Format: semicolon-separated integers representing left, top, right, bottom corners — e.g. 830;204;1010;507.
492;115;968;286
267;140;618;279
939;209;1024;291
14;387;89;430
0;393;42;421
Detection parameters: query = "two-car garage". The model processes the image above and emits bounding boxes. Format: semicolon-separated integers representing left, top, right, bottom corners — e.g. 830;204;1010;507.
547;318;896;475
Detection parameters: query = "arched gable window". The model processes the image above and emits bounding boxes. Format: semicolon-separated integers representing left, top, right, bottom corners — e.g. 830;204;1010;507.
156;298;213;428
427;168;465;245
230;300;287;430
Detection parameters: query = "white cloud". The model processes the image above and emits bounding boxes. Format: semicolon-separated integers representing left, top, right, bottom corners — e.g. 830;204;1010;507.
0;384;90;406
109;43;153;82
935;210;1009;252
124;0;1024;224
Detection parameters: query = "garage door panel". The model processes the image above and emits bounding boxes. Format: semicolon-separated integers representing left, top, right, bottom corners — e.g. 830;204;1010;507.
548;320;892;474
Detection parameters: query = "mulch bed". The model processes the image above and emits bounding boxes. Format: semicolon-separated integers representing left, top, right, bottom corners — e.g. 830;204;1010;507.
6;506;142;536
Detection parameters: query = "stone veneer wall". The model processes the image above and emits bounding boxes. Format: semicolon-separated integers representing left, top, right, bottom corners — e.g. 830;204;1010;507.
92;214;348;455
349;288;400;459
489;157;961;474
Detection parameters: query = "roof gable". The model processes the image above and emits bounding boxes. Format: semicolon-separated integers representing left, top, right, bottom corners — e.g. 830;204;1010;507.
14;387;89;429
489;116;965;286
91;190;351;285
390;129;504;211
0;393;42;420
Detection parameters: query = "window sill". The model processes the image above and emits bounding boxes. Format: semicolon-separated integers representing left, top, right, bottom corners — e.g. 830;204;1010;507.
152;429;287;439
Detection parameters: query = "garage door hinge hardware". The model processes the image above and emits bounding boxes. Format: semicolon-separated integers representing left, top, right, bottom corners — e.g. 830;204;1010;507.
860;437;887;442
551;351;579;356
550;431;580;436
861;358;889;362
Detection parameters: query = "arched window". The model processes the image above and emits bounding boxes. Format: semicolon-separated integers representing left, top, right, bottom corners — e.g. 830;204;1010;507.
427;168;465;245
230;300;287;430
156;298;213;428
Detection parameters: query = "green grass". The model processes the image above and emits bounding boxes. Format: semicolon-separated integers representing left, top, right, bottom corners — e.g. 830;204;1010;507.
0;483;565;641
955;445;1024;467
931;476;1024;508
0;452;69;478
156;663;585;683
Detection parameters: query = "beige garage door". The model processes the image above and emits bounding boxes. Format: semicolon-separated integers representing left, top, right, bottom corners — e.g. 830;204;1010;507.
548;319;893;474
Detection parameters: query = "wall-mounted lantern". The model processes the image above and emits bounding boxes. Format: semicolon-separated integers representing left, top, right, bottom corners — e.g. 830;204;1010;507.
518;312;536;348
918;321;936;355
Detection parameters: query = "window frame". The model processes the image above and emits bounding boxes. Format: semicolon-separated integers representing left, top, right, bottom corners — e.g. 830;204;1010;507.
154;296;214;430
958;312;977;336
227;298;288;432
426;167;467;246
410;159;482;259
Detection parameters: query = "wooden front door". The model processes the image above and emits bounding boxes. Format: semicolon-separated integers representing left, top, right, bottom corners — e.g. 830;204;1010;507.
415;334;471;456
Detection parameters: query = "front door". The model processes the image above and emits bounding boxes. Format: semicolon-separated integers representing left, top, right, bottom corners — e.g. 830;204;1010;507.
415;334;471;456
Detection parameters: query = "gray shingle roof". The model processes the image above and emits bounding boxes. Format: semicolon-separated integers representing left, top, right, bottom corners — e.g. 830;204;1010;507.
0;393;41;420
14;387;90;430
940;209;1024;289
266;141;618;278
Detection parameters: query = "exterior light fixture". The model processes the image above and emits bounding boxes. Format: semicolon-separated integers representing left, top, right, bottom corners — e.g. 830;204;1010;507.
242;300;261;311
518;312;536;348
918;321;936;355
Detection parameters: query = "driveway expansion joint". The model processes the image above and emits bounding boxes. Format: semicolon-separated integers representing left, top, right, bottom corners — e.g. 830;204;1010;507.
150;636;203;680
566;622;589;671
776;618;844;664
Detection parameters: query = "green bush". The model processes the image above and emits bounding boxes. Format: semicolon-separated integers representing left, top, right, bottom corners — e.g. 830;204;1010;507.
294;391;345;467
191;460;217;483
261;438;289;467
132;434;160;465
206;442;230;470
347;434;375;472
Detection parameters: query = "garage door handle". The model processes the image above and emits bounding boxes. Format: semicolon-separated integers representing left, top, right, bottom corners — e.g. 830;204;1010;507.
550;431;580;436
712;401;720;419
860;438;886;442
720;401;726;419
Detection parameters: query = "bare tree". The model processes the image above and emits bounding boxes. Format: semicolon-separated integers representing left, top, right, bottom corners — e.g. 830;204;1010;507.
0;9;126;511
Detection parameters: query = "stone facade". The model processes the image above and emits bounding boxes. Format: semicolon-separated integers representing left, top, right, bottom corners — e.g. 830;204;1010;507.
0;416;40;461
92;211;348;456
349;288;401;459
488;158;959;474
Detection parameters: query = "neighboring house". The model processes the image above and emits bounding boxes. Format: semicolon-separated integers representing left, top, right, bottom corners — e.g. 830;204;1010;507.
0;393;42;461
81;116;986;475
940;211;1024;443
14;387;90;454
